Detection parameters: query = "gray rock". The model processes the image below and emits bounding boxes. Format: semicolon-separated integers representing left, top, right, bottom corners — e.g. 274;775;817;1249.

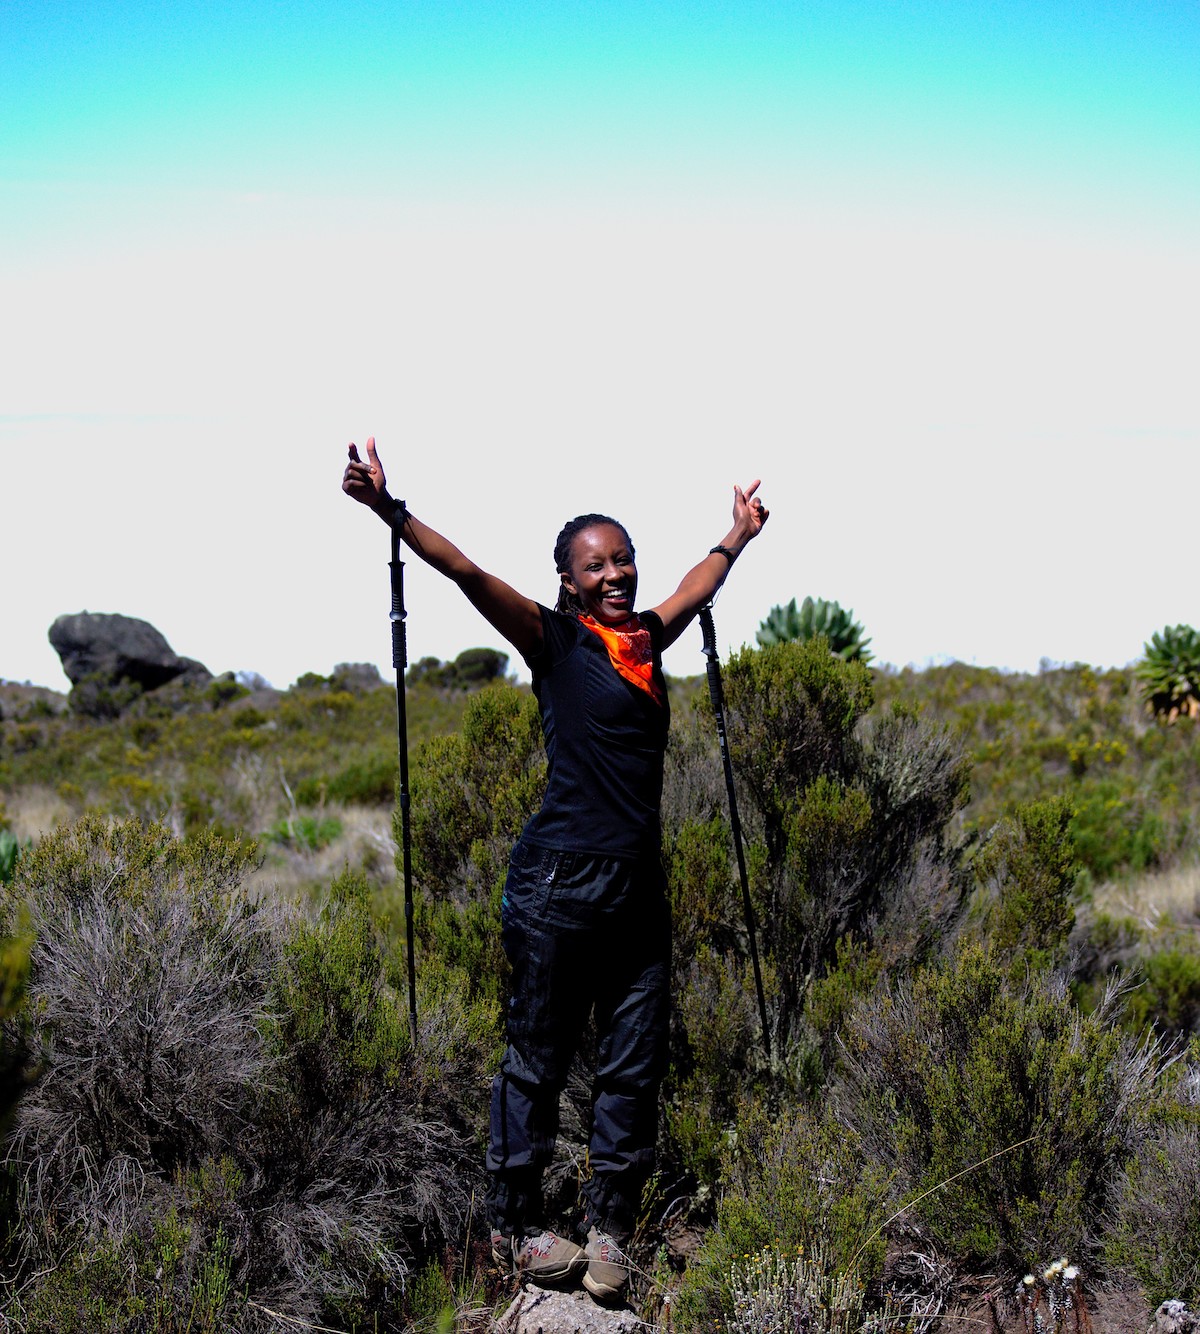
1152;1301;1199;1334
48;612;211;691
496;1284;652;1334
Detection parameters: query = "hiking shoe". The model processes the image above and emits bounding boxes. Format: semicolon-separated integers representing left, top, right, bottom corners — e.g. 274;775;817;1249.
492;1228;586;1285
582;1227;629;1304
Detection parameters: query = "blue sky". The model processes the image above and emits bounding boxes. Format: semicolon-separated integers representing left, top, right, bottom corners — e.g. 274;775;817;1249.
2;1;1197;689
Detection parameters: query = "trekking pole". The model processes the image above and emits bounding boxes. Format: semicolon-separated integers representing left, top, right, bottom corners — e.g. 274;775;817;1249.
389;503;419;1046
698;605;771;1059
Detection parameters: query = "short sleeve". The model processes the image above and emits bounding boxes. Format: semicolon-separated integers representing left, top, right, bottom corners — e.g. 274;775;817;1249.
638;609;664;654
523;605;577;675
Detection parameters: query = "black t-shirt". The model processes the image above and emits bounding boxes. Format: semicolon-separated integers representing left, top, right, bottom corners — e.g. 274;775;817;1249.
519;605;671;858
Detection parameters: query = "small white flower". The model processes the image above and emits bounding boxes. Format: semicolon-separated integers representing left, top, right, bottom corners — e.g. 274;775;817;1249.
1064;1266;1079;1282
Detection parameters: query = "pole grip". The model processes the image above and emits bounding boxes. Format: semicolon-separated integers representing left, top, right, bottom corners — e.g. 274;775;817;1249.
389;500;409;671
389;563;408;670
698;605;718;659
698;606;727;728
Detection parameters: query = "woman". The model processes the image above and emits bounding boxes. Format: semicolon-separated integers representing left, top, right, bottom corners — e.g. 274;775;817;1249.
342;438;768;1302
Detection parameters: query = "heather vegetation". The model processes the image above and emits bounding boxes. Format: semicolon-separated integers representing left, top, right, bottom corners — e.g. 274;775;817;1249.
2;630;1199;1330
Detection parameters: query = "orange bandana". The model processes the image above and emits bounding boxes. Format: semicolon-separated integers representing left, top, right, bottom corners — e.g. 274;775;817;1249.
578;614;665;706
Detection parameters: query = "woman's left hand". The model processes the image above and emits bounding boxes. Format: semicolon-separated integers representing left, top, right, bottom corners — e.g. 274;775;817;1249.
734;480;769;539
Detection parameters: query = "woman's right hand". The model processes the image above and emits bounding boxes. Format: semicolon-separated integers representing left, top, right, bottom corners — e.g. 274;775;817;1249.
342;437;389;511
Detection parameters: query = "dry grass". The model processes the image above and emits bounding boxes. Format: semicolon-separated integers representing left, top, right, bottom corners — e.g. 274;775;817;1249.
243;803;397;905
4;785;74;842
1092;860;1200;930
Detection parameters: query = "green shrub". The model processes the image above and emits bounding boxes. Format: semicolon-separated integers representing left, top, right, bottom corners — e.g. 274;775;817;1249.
1070;781;1165;878
717;642;967;1048
266;812;344;851
1106;1077;1200;1307
975;796;1078;971
668;944;774;1184
414;878;508;1007
722;637;873;856
0;925;32;1139
13;1167;247;1332
406;1259;458;1332
68;672;144;719
0;827;19;883
835;943;1165;1269
1136;623;1200;720
1125;944;1200;1039
451;646;509;684
319;747;398;806
406;647;510;689
3;820;498;1329
665;815;738;966
204;674;250;710
805;934;885;1055
723;1241;902;1334
671;1102;891;1330
410;684;545;900
230;705;269;730
756;597;874;664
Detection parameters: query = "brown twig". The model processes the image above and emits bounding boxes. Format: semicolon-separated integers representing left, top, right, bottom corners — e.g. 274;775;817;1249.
247;1301;353;1334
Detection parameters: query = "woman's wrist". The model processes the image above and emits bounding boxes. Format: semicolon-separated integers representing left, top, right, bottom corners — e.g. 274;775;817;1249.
717;525;754;557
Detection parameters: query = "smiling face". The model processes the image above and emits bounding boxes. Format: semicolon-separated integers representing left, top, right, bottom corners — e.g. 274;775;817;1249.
560;522;639;625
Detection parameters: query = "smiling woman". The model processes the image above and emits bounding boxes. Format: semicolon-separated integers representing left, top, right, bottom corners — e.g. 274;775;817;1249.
341;434;767;1302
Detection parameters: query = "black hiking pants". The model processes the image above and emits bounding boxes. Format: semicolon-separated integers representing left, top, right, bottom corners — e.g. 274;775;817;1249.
485;837;671;1240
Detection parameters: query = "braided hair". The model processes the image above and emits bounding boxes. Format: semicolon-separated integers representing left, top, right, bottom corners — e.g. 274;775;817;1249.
553;513;635;615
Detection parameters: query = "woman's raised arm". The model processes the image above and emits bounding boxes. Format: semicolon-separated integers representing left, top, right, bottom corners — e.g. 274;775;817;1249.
342;438;543;660
650;480;769;649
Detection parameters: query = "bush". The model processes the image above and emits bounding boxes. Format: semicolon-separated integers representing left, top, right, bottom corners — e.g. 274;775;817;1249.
834;942;1165;1270
1106;1068;1200;1306
1;819;499;1329
671;1102;891;1330
1136;623;1200;720
716;642;968;1048
756;598;874;665
1125;943;1200;1040
322;747;398;805
265;812;344;851
975;796;1078;971
1071;781;1165;879
405;647;510;689
667;943;774;1183
69;672;144;720
410;684;545;901
0;828;20;883
259;870;495;1322
4;819;282;1243
0;925;31;1139
204;674;250;710
723;1241;901;1334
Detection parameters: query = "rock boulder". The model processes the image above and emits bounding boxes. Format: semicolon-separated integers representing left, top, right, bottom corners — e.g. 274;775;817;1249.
497;1284;647;1334
1152;1301;1199;1334
48;612;211;691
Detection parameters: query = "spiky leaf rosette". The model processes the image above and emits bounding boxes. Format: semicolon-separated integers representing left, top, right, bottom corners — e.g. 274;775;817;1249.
756;595;873;664
1136;623;1200;719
